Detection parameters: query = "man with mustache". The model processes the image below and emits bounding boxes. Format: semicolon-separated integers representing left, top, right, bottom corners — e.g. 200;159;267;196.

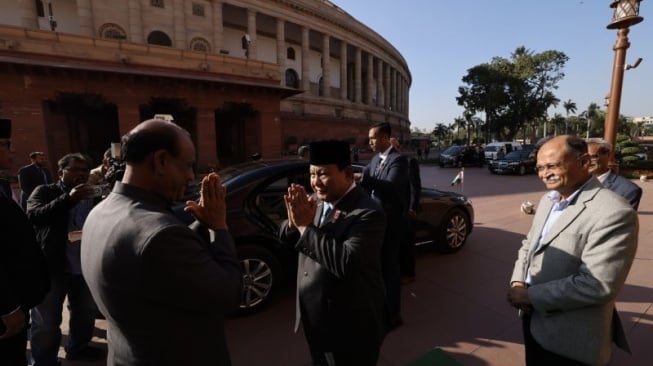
26;153;104;365
508;135;638;365
281;140;387;365
586;138;642;210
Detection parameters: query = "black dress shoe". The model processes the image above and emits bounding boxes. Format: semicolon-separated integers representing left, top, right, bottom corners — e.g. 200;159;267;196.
65;346;105;361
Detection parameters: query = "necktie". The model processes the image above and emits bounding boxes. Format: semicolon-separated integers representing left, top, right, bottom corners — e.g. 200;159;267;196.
320;204;332;226
38;167;48;184
374;158;385;177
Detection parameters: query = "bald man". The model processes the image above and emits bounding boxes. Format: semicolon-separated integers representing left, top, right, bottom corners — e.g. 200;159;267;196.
81;119;242;365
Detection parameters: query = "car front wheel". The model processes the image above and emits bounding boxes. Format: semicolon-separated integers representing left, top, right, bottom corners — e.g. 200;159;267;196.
435;208;470;253
237;245;282;314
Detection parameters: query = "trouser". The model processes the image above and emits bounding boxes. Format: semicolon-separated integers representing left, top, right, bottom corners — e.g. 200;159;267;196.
30;273;97;366
522;314;589;366
308;347;380;366
399;216;416;277
380;221;401;323
0;313;29;366
300;307;380;366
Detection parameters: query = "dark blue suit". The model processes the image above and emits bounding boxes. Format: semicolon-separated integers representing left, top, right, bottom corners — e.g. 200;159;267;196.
17;163;52;211
602;170;642;210
359;148;408;325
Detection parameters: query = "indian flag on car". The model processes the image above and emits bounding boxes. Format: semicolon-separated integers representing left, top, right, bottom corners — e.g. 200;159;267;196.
451;168;464;186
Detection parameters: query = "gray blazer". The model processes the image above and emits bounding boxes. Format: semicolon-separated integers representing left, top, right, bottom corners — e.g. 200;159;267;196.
511;177;638;365
81;182;242;366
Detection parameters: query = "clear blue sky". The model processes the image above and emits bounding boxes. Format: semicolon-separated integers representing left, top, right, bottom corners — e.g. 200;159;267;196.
334;0;652;131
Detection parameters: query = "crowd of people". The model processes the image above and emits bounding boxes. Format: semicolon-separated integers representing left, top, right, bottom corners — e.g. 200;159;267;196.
0;115;643;365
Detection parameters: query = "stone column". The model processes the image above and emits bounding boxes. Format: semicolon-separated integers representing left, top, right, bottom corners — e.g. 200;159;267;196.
355;47;362;103
322;34;331;98
173;0;186;48
384;65;391;110
76;0;94;37
128;0;143;43
366;53;374;105
398;75;404;113
247;9;257;59
276;19;286;76
339;41;347;100
376;58;384;108
392;69;398;112
212;1;224;52
17;0;38;29
301;26;310;92
405;78;410;115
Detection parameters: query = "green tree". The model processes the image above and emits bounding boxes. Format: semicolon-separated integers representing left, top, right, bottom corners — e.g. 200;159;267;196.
563;99;577;134
432;123;449;144
457;46;568;141
580;103;604;138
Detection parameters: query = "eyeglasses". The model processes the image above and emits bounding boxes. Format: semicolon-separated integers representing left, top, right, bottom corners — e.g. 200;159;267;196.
535;162;564;173
0;140;11;149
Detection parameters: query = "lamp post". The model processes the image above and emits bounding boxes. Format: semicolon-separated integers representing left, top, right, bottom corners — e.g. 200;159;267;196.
604;0;643;158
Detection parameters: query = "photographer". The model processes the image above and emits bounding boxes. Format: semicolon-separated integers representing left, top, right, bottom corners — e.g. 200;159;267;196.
88;148;111;186
26;153;104;364
88;146;125;197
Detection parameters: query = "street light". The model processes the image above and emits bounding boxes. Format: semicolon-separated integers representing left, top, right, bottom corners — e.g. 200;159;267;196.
604;0;644;165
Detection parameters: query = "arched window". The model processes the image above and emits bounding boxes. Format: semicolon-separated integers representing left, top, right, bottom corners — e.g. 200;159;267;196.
189;37;211;52
98;23;127;40
147;31;172;47
286;47;295;60
285;69;299;88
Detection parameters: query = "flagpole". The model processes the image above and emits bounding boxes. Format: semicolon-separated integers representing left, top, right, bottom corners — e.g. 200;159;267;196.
460;167;464;193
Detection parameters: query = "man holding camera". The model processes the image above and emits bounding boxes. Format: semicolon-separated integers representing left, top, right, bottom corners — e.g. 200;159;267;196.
26;153;104;365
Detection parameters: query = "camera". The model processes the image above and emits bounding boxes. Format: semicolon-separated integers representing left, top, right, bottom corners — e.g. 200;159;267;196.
105;142;125;184
92;185;104;198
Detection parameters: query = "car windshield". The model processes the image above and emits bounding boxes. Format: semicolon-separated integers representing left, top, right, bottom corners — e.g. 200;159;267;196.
443;146;464;154
484;146;500;152
503;151;523;159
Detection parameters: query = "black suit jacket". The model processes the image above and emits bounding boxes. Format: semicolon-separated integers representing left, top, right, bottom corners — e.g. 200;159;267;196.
81;182;242;366
359;148;409;215
280;186;387;351
602;170;642;210
26;182;77;275
18;163;52;210
407;156;422;211
0;179;49;321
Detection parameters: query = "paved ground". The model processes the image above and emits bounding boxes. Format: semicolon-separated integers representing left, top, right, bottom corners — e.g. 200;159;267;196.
52;164;653;365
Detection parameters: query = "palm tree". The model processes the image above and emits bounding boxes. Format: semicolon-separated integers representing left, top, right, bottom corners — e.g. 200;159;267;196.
580;103;602;138
453;117;467;142
563;99;577;134
432;123;449;147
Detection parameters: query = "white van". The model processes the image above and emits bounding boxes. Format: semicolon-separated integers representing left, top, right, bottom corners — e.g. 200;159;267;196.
484;142;522;160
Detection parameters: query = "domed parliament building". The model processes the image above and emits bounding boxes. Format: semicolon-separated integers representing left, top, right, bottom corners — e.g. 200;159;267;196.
0;0;411;170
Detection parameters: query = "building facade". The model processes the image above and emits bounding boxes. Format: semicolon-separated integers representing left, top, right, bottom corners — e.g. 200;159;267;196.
0;0;411;172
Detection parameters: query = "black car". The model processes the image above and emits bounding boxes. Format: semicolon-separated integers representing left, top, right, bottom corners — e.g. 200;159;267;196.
438;145;484;168
176;159;474;313
488;149;536;175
